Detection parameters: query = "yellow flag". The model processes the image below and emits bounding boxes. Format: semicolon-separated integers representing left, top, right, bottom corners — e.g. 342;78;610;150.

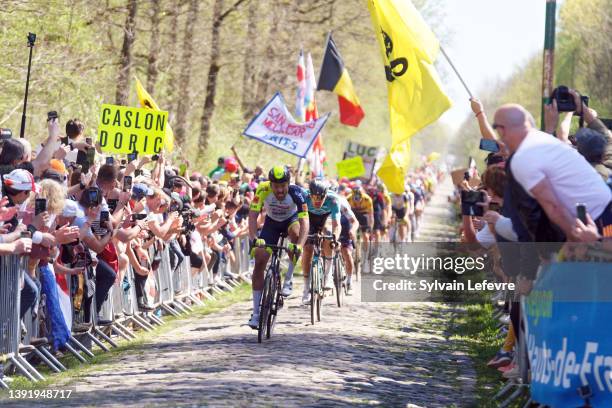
135;77;175;152
377;139;411;194
368;0;451;148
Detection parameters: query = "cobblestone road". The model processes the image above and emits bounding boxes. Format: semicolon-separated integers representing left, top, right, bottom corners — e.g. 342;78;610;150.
6;177;476;408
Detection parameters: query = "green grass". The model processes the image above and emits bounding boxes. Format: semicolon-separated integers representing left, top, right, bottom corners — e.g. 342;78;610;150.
0;283;251;395
448;303;528;408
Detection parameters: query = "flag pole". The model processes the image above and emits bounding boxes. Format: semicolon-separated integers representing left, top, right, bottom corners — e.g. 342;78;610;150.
439;46;473;99
540;0;556;130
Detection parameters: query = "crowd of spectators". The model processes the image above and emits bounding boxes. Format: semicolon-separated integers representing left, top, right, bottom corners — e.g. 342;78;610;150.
455;88;612;381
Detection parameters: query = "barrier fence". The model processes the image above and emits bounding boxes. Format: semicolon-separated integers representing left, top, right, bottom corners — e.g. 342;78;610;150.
0;236;252;388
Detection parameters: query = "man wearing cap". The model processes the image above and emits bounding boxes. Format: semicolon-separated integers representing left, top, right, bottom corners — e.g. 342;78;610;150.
575;128;610;182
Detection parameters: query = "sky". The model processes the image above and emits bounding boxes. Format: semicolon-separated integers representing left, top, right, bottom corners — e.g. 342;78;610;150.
434;0;563;131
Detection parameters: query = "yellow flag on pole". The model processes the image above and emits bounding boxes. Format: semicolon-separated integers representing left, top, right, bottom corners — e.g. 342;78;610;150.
368;0;451;193
377;139;411;194
135;77;175;152
368;0;451;147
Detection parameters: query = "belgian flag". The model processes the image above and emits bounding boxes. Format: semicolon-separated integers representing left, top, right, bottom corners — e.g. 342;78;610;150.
317;33;365;127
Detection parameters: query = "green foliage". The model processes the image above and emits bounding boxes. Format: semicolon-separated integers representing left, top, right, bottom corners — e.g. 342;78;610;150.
453;0;612;172
0;0;451;175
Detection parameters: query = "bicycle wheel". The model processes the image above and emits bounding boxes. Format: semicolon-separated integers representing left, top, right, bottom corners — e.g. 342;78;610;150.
334;255;343;308
310;257;318;325
258;270;272;343
265;272;277;339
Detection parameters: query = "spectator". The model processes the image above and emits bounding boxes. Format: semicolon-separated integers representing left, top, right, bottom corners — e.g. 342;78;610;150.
493;103;612;240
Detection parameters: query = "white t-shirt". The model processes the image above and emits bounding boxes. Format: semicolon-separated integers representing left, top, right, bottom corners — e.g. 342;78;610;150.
476;224;496;249
511;129;612;219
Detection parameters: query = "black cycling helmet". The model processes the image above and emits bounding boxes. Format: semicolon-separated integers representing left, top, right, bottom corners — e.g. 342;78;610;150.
309;179;328;198
268;165;290;183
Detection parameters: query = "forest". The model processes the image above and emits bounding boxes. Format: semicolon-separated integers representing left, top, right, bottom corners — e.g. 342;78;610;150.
0;0;609;174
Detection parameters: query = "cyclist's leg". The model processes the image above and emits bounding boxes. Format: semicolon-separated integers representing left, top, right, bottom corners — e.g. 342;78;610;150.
301;241;314;303
249;219;276;325
397;209;407;242
341;243;354;292
281;214;300;295
321;237;335;289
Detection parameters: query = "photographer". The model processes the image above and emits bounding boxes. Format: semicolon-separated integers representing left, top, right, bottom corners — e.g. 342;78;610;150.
494;104;612;241
544;88;612;181
461;167;507;248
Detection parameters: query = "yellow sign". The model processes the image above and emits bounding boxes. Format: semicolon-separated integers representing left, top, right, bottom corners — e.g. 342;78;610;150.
97;104;167;154
337;156;366;179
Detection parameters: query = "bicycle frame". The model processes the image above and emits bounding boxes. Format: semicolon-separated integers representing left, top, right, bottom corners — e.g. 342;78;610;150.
257;235;287;343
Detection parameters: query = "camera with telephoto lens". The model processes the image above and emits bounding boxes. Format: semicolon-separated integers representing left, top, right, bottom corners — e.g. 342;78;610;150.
0;128;12;147
551;86;589;113
180;205;200;233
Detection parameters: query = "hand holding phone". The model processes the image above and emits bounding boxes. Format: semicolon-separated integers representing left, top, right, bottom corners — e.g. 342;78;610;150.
123;176;133;192
35;198;47;216
479;138;500;153
576;203;587;224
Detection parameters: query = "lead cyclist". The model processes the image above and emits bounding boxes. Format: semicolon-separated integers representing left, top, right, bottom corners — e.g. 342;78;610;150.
247;166;309;329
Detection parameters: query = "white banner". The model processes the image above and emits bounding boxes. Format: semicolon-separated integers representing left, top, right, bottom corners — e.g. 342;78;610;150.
243;92;330;158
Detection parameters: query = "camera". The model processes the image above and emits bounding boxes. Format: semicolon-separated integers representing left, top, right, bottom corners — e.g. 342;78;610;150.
47;111;58;122
0;128;12;147
123;176;133;192
87;189;100;204
106;157;114;165
86;147;96;165
132;213;147;221
27;32;36;46
35;198;47;216
551;86;589;113
107;199;118;213
127;152;138;163
461;190;485;217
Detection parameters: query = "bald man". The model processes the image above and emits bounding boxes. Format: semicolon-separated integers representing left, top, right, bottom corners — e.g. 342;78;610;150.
493;104;612;241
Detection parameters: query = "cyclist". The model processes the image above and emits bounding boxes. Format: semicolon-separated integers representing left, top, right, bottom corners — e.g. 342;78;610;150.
299;179;341;304
335;186;359;295
247;166;309;329
369;183;391;244
347;181;374;261
391;190;413;243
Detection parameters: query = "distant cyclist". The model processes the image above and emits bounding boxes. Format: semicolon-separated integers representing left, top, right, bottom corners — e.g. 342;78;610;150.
347;180;374;259
334;186;359;295
247;166;309;328
299;179;341;304
369;183;391;243
391;190;412;243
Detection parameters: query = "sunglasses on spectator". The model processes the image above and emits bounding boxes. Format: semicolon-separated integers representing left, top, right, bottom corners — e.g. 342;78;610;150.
492;123;505;130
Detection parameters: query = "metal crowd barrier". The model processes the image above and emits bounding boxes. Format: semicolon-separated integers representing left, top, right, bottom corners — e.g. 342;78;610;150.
0;256;35;385
1;231;253;387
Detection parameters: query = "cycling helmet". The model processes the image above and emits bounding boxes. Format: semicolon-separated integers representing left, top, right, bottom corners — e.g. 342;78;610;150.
268;165;290;183
309;179;328;198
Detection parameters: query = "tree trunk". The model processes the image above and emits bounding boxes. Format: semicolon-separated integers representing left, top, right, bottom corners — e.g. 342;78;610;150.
253;0;281;111
241;0;258;119
198;0;224;154
174;0;199;146
115;0;138;106
163;0;182;112
146;0;162;94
